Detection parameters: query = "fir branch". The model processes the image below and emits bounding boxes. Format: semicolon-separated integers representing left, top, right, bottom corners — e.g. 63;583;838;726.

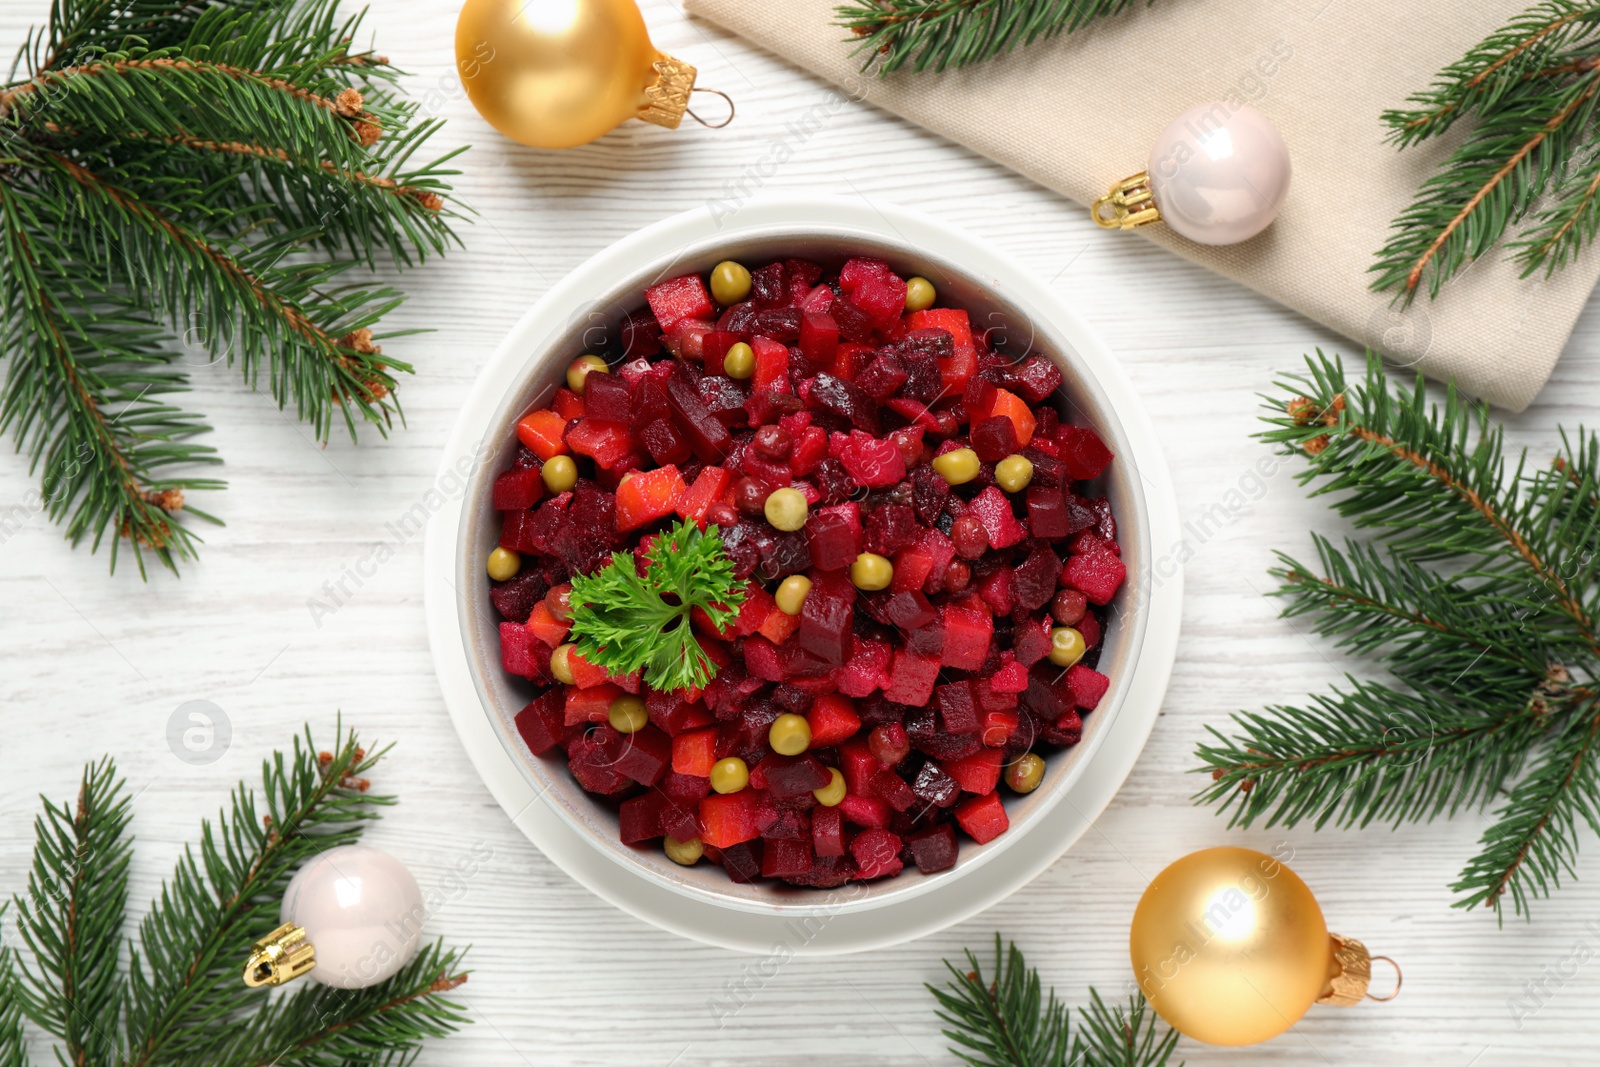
836;0;1151;76
9;758;133;1065
1374;2;1600;297
1198;351;1600;919
122;729;388;1066
0;0;463;574
928;937;1179;1067
0;907;30;1067
1;726;470;1065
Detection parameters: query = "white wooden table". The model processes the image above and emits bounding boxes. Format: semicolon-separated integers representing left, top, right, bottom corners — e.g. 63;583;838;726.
2;3;1596;1064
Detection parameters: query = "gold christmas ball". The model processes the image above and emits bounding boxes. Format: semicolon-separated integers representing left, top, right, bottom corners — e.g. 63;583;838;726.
455;0;694;149
1129;847;1332;1046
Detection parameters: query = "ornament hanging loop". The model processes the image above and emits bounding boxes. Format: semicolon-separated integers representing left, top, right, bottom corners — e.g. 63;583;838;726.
1092;171;1160;231
1316;933;1396;1007
1366;955;1403;1002
686;87;735;129
242;922;316;988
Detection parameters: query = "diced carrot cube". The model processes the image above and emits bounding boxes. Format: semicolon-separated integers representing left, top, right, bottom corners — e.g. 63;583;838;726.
615;464;688;532
986;388;1035;448
672;727;718;778
563;683;620;726
568;648;613;689
805;693;861;748
551;388;586;421
526;600;571;646
677;465;733;528
757;605;801;645
516;409;569;461
954;791;1009;844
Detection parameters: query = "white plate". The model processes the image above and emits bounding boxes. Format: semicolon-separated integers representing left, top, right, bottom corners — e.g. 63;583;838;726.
424;196;1181;954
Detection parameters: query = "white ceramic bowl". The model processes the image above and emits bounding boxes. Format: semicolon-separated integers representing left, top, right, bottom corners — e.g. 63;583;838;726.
425;195;1182;952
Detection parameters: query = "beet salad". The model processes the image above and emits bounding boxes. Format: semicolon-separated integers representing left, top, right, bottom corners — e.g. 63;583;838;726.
486;253;1126;888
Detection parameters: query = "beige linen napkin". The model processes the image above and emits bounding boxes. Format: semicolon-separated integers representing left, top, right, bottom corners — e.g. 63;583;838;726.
682;0;1600;411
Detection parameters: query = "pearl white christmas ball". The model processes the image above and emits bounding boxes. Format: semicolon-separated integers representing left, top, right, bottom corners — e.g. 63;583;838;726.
1146;102;1291;245
281;844;424;989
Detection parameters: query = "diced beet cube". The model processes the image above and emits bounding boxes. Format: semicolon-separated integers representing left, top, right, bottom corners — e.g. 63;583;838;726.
499;622;541;679
493;467;545;511
870;768;917;812
991;656;1029;693
1066;664;1111;710
761;837;813;879
666;367;733;461
799;310;839;367
856;351;909;401
1012;615;1053;666
514;690;567;755
838;792;890;829
568;729;631;794
1078;611;1102;651
839;740;881;796
954;791;1009;844
827;296;874;343
878;589;937;631
753;306;802;342
1026;486;1069;538
584;371;632;423
850;828;904;879
883;649;939;707
865;503;919;557
1012;543;1062;612
1004;355;1063;404
1036;705;1081;747
940;748;1004;796
1089;496;1118;543
612;724;672;785
805;506;863;575
912;760;961;808
699;374;751;428
968;486;1027;549
721;840;763;883
1062;545;1126;605
839;434;906;488
807;373;880;434
833;635;891;697
936;682;980;735
759;754;834;798
1058;425;1114;480
940;602;993;671
907;704;982;761
619;792;668;844
718;299;760;335
749;261;786;307
638;418;691;467
646;274;714;332
907;824;958;873
912;464;951;526
659;791;701;841
797;569;855;665
620;307;662;358
812;805;846;857
491;569;549;623
971;416;1020;463
497;508;541;555
567;417;635;468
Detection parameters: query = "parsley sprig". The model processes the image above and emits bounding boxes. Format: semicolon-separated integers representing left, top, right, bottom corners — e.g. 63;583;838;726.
567;520;747;692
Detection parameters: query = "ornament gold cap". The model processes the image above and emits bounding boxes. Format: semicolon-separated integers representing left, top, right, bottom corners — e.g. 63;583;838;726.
1092;171;1160;231
639;52;696;130
242;922;316;988
1317;933;1401;1006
